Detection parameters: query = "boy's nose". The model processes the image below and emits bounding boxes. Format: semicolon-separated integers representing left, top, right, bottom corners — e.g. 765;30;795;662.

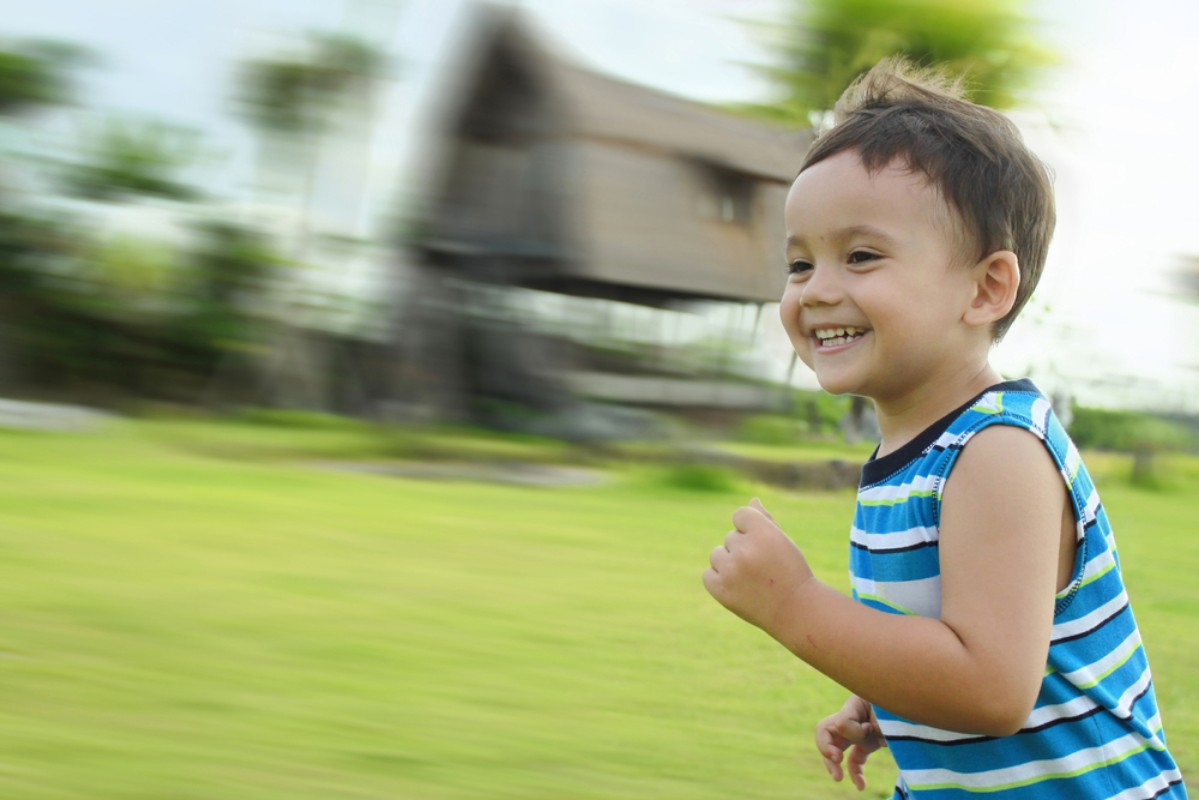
800;266;841;306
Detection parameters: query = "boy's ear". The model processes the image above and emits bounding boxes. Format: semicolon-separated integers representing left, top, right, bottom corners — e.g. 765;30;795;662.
963;250;1019;329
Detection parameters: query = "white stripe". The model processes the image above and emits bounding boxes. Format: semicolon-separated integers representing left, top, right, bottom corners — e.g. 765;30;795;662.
1104;768;1183;800
931;427;972;451
1031;397;1052;438
1082;487;1101;526
1060;628;1142;689
851;575;941;618
1055;544;1115;604
1052;589;1128;642
859;473;940;504
880;717;978;743
1078;545;1116;587
850;523;938;551
1063;440;1083;488
972;392;1003;414
1024;693;1101;728
1113;666;1154;722
881;694;1101;745
903;731;1149;791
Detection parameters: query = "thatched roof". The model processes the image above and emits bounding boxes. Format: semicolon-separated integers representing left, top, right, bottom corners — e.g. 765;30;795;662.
548;60;809;183
422;4;812;306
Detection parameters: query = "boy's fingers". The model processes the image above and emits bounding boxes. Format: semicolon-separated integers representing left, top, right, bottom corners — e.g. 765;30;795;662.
847;743;874;791
835;717;871;743
731;505;763;533
750;497;777;523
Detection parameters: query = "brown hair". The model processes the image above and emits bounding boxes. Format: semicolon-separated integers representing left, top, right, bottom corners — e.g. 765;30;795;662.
799;57;1055;340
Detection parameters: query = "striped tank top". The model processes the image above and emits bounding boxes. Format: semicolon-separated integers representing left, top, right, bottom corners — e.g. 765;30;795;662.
852;379;1186;799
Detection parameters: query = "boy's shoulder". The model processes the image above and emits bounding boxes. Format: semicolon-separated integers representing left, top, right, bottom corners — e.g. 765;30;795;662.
937;380;1081;505
948;381;1073;464
861;379;1068;489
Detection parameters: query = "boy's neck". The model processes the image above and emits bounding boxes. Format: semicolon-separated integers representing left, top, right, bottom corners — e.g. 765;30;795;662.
872;362;1006;458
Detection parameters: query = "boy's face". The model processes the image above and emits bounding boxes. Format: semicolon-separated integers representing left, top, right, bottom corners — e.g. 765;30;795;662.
780;150;981;405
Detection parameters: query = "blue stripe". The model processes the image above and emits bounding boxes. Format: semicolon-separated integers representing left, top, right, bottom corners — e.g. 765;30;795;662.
853;383;1183;798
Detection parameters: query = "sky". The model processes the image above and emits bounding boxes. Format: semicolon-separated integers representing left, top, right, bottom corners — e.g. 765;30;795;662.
3;0;1198;411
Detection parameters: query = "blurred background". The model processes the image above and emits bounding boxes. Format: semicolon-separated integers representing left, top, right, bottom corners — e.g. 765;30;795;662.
0;0;1197;424
1;1;1197;798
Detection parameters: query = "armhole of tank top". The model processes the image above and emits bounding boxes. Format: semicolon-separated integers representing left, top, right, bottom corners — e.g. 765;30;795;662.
931;410;1088;617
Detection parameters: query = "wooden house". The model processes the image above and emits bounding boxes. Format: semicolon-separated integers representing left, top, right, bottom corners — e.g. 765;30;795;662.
417;5;811;306
403;5;812;427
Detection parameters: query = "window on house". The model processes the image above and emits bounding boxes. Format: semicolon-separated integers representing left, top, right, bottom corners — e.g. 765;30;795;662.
697;166;754;224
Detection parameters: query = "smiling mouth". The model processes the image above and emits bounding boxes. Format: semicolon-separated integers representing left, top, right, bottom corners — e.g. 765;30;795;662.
813;326;868;348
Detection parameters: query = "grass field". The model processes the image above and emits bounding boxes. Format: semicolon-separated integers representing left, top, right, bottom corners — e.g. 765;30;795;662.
0;420;1194;798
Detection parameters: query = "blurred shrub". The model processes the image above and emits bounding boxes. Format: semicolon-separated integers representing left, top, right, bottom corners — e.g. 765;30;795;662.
233;407;369;431
737;413;807;445
0;40;90;115
0;210;278;403
790;389;850;437
653;463;741;493
1069;406;1197;453
57;116;204;202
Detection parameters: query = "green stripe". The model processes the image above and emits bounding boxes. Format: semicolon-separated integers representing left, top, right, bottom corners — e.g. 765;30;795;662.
1054;552;1116;602
860;489;937;508
909;739;1162;793
1074;642;1142;690
1076;558;1116;593
856;593;918;616
970;402;1002;415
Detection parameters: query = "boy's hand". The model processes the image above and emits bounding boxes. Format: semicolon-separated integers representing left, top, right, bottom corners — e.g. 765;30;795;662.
816;695;886;791
703;498;814;635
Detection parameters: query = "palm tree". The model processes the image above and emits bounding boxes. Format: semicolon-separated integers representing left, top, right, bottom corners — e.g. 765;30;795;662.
231;31;392;410
739;0;1058;125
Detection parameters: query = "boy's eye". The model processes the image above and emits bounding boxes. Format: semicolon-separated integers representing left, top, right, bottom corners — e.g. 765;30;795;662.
848;250;880;264
787;260;813;276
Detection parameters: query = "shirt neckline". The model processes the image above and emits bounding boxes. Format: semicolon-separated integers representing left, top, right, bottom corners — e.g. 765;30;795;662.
860;378;1040;486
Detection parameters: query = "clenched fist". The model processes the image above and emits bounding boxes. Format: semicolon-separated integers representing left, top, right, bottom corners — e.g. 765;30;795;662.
703;497;815;635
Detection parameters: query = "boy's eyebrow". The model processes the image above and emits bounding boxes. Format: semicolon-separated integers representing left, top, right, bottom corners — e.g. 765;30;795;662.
787;225;899;247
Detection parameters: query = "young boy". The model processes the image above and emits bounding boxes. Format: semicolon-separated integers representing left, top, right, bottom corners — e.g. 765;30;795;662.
703;58;1187;799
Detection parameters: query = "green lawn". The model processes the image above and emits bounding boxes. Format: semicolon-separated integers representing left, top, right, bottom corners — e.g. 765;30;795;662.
0;421;1194;798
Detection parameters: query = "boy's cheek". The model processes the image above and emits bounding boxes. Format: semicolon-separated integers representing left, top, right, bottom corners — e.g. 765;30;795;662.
778;310;810;359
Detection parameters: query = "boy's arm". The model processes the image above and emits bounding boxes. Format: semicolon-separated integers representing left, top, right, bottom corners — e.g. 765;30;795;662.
705;425;1067;736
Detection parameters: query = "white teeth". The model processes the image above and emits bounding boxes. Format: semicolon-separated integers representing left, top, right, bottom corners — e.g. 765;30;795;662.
814;326;866;346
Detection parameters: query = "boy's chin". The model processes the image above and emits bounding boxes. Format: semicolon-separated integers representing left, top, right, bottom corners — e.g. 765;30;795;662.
814;374;859;397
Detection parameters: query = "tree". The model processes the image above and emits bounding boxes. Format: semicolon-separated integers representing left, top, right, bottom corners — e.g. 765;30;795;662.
232;31;392;410
235;31;389;223
58;116;204;202
742;0;1058;124
0;41;89;116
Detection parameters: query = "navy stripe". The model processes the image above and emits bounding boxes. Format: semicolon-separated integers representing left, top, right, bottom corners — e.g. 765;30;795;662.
1148;779;1186;799
851;539;939;555
883;704;1106;747
1052;601;1129;646
852;383;1183;796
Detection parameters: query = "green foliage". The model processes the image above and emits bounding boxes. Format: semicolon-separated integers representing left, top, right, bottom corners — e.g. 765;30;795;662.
235;32;390;137
1069;406;1197;454
232;407;368;431
652;462;743;493
742;0;1058;124
0;40;91;115
737;413;807;445
58;116;204;201
791;389;851;435
0;209;281;400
